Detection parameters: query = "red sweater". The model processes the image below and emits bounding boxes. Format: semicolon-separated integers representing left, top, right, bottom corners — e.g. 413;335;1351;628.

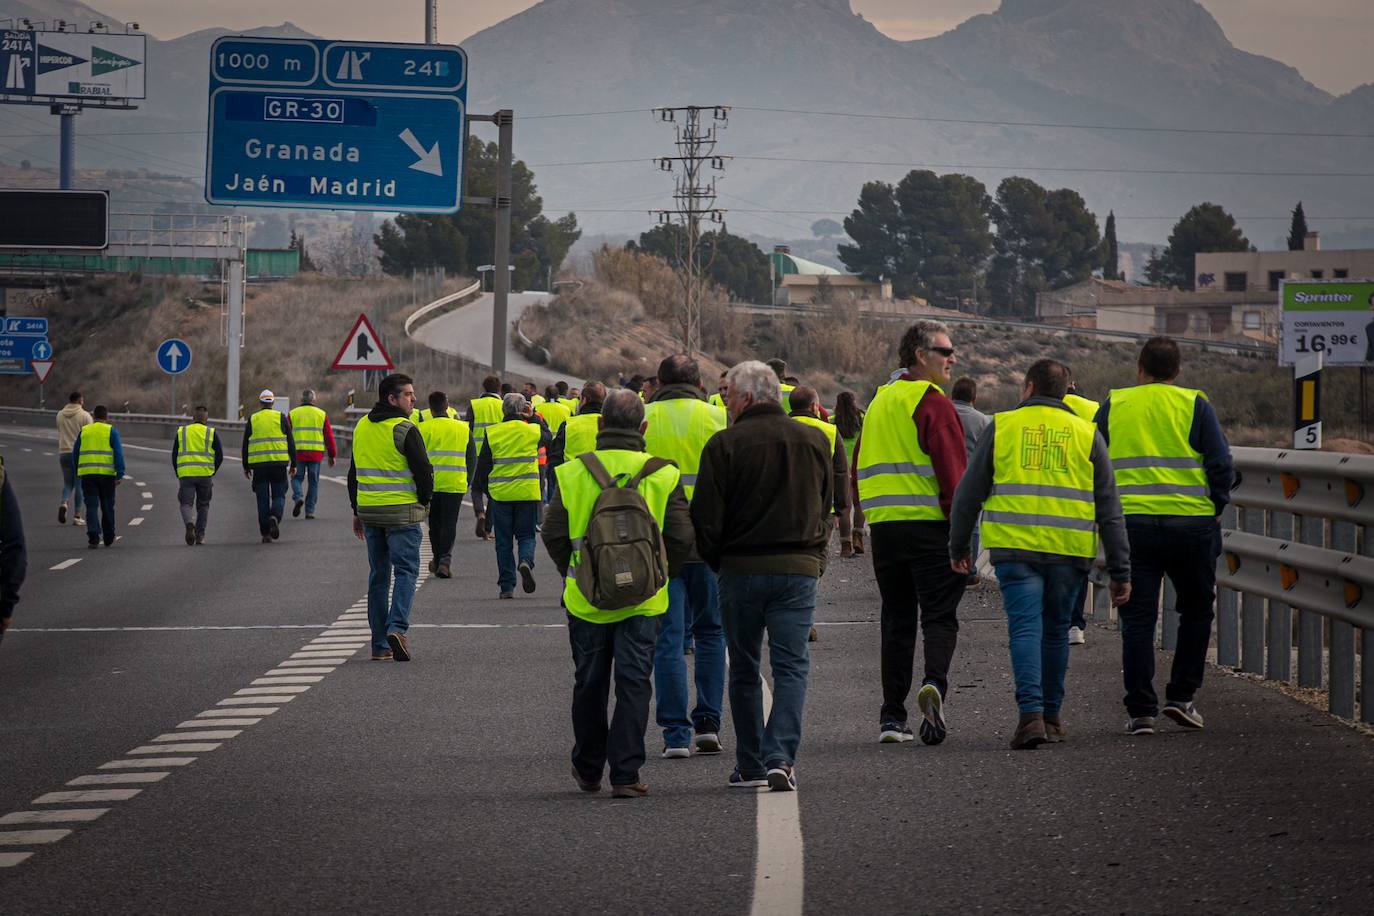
851;375;967;518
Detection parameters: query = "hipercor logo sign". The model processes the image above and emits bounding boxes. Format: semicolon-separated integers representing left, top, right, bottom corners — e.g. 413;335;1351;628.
0;30;146;100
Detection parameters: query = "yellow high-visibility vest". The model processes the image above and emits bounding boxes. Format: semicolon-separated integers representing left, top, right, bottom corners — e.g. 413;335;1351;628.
289;405;327;453
175;423;217;478
421;416;471;494
486;421;542;502
643;398;727;501
856;380;943;522
1063;394;1100;424
793;414;837;455
1107;384;1213;516
535;399;571;433
352;416;418;507
247;409;290;465
76;422;116;477
563;413;601;462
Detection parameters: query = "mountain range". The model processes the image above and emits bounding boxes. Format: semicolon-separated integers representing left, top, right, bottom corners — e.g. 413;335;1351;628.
0;0;1369;250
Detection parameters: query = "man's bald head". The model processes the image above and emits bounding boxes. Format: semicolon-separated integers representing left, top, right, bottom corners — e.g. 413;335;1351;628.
657;354;701;387
789;385;819;416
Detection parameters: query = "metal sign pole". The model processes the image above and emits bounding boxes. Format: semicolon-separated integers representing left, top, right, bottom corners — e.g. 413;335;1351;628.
490;109;513;376
58;109;77;189
225;260;244;421
171;373;177;416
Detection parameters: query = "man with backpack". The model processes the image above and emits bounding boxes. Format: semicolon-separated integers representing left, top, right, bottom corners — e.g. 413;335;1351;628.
543;389;695;799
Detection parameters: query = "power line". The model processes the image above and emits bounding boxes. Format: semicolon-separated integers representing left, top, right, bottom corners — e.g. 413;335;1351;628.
547;207;1374;221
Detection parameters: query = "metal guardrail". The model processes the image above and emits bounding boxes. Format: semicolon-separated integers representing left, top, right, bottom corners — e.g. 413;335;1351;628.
403;280;481;338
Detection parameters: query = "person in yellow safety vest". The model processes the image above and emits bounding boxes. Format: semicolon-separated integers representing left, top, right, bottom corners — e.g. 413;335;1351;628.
708;369;727;410
948;359;1132;749
472;393;551;598
242;389;296;544
1096;337;1235;736
0;453;27;645
788;384;849;646
466;374;505;541
855;320;968;747
290;388;337;520
522;381;545;409
766;358;796;405
555;380;579;415
349;372;434;662
412;403;460;423
831;390;867;558
535;395;572;435
565;386;582;414
553;382;606;468
1058;377;1100;645
419;391;474;580
72;403;125;548
642;355;729;758
543;388;695;797
172;405;224;546
1063;382;1100;424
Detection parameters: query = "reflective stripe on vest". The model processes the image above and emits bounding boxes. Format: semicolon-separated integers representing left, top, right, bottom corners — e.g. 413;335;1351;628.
856;380;944;522
486;421;542;502
564;413;600;462
643;398;727;502
1062;394;1100;424
352;416;418;506
176;423;217;478
793;414;837;456
553;449;681;624
420;416;471;494
981;405;1098;558
247;410;290;465
470;396;504;452
289;405;327;453
76;422;116;476
1107;384;1213;516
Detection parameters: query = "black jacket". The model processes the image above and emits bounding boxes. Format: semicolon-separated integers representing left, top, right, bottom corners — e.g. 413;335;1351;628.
0;469;27;628
347;403;435;511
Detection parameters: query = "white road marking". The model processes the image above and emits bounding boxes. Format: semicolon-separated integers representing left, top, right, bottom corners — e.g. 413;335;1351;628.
280;658;348;666
34;789;142;803
49;558;81;571
151;730;241;742
235;686;311;695
99;758;196;769
251;676;322;685
750;672;804;916
198;708;276;718
0;852;34;867
321;628;371;635
0;809;108;825
128;517;144;527
266;668;335;676
68;773;169;786
292;649;356;657
141;504;153;511
178;718;260;728
0;829;69;846
219;695;295;706
134;481;145;487
43;451;53;456
141;491;153;499
21;447;30;453
128;743;221;754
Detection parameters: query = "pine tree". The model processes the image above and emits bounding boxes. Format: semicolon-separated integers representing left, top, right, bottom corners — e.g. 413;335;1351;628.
1102;211;1120;281
1287;201;1308;251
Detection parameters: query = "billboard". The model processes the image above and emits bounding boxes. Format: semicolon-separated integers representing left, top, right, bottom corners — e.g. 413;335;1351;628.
0;190;108;249
0;30;145;100
1279;279;1374;367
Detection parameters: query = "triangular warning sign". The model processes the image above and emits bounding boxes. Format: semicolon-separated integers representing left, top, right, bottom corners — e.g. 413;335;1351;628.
31;359;54;383
331;313;394;371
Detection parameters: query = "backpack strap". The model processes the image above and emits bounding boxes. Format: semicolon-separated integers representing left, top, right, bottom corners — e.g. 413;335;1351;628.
578;452;618;491
627;457;673;489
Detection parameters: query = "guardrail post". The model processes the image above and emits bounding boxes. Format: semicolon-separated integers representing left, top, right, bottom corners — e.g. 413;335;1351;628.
1296;515;1325;689
1240;507;1267;675
1363;523;1374;725
1216;504;1239;668
1267;511;1294;682
1329;521;1357;718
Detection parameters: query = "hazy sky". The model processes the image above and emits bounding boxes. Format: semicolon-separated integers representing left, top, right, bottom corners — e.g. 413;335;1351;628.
95;0;1371;95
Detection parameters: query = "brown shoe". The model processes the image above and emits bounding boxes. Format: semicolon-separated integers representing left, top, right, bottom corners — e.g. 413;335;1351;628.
1010;712;1047;750
852;529;866;555
1044;716;1067;743
371;650;394;661
387;632;411;662
840;539;854;559
808;626;819;643
611;783;648;799
428;559;437;573
436;562;452;579
571;764;601;793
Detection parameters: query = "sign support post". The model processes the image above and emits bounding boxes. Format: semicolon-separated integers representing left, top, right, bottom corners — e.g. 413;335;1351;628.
226;260;244;422
1294;352;1323;450
58;107;76;189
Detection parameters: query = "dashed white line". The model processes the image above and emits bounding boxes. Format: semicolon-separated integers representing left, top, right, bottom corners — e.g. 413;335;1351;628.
21;447;31;453
177;718;261;728
34;789;142;804
219;696;296;706
151;730;241;742
278;659;344;668
68;773;169;786
236;685;311;695
128;743;221;754
750;674;805;916
0;831;67;847
140;491;152;499
251;676;322;686
49;558;81;571
0;852;34;867
128;517;144;527
197;708;276;718
0;810;108;825
266;668;335;676
99;758;196;769
140;503;153;511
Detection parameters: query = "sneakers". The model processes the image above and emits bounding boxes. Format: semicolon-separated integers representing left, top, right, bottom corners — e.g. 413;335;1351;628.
1126;716;1156;736
571;764;601;793
88;537;100;549
916;684;947;745
694;733;723;755
879;722;914;743
185;522;196;546
766;765;796;792
499;590;514;599
387;632;411;662
1043;716;1067;743
58;502;68;524
611;783;649;798
292;498;304;518
268;516;280;540
518;561;536;594
1068;626;1086;646
371;650;394;661
72;515;84;526
728;769;768;788
1162;701;1204;729
661;746;691;760
103;534;115;547
305;513;316;520
195;535;205;546
1010;712;1047;750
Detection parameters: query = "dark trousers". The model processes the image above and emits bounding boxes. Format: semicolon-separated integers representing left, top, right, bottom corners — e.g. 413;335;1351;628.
1120;516;1221;717
568;612;660;787
250;466;289;536
873;519;966;723
178;478;213;538
428;491;463;564
81;476;117;544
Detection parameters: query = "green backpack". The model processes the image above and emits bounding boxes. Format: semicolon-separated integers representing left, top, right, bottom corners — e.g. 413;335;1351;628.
574;453;673;610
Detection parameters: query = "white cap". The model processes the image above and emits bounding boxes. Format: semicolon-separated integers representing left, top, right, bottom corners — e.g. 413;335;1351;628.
258;389;275;403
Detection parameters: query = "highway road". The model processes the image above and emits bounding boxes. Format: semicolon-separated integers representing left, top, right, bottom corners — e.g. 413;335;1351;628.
410;291;563;386
2;422;1374;914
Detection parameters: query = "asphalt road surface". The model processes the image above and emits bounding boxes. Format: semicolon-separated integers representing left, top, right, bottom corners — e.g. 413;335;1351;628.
410;291;559;386
2;423;1374;915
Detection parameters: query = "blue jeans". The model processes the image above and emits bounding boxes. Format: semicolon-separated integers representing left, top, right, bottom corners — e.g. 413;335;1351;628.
568;612;660;786
81;476;117;544
1070;577;1089;631
491;499;538;592
719;572;816;775
363;523;423;654
251;468;288;536
994;561;1085;716
654;562;726;747
60;452;84;515
291;460;322;515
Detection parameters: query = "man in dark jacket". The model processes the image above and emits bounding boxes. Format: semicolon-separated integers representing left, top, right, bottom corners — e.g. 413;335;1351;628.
0;458;28;646
692;360;832;792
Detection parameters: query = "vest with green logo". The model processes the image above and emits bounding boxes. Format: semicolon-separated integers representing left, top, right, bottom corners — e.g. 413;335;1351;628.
289;405;327;453
1107;384;1213;517
352;416;418;507
470;396;504;454
856;380;944;522
1062;393;1100;424
486;421;542;502
175;423;217;478
76;422;117;477
982;405;1098;558
247;410;290;465
643;398;727;501
563;413;601;462
793;414;837;455
554;449;680;624
420;416;471;494
535;400;571;433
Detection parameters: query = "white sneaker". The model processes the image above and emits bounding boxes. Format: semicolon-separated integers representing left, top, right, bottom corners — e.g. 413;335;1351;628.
1068;626;1085;646
661;746;691;759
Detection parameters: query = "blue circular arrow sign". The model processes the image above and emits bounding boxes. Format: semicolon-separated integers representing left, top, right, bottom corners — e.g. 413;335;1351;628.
156;338;192;375
30;339;52;360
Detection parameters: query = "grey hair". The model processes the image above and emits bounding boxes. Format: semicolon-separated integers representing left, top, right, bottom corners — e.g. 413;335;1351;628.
301;388;316;405
601;388;645;430
502;392;529;419
726;360;782;405
898;319;952;368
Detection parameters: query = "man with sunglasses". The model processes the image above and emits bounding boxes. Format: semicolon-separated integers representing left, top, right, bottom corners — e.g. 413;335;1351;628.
856;320;969;746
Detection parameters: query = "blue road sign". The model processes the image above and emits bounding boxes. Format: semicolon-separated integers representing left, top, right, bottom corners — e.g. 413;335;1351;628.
157;338;192;375
30;339;51;360
0;333;51;373
206;37;466;213
5;317;48;336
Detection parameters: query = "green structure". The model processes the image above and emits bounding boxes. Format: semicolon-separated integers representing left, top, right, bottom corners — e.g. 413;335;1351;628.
0;247;300;281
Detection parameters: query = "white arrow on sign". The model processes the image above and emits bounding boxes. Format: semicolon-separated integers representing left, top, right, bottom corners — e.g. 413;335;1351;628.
399;129;443;177
165;342;184;371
